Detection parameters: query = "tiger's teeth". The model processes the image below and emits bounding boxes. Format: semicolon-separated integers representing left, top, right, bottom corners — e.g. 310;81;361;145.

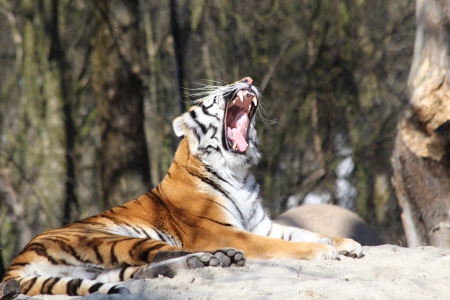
238;91;244;102
233;141;237;150
253;97;257;106
232;99;236;104
248;104;251;111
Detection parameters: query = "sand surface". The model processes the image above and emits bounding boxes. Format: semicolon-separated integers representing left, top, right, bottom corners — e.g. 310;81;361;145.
15;245;450;300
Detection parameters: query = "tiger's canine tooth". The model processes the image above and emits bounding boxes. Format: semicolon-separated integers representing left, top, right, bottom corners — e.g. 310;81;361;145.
233;141;237;150
232;99;236;104
238;91;244;102
253;97;257;106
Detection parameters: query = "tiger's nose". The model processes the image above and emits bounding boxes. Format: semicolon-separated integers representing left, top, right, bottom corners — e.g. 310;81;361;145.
242;77;253;87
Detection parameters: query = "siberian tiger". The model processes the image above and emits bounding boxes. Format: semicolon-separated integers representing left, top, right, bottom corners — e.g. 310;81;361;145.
1;77;362;298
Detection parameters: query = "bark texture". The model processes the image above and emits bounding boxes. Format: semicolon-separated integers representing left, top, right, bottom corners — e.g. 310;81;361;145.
392;0;450;247
92;0;150;208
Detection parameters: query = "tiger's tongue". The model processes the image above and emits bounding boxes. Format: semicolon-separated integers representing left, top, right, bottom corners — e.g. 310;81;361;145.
227;112;249;151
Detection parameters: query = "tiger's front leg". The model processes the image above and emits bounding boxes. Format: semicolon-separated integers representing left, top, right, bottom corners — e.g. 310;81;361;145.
129;248;245;280
269;223;363;258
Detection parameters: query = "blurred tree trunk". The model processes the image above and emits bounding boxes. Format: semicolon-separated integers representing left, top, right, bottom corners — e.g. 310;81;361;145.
392;0;450;248
46;0;79;226
0;248;4;279
92;0;150;208
138;0;164;187
170;0;186;114
0;169;33;264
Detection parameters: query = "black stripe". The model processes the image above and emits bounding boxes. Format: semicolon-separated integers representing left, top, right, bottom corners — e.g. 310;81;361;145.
25;243;58;264
110;241;119;265
39;237;73;245
247;196;261;224
100;213;113;219
129;239;149;259
205;166;231;185
136;226;151;238
119;267;127;281
184;167;230;198
243;173;250;186
57;259;71;266
148;190;186;237
85;265;105;274
199;144;221;154
196;215;234;227
203;95;217;108
191;126;202;142
189;110;210;135
72;220;107;227
45;277;61;294
22;276;38;295
154;229;167;242
43;237;87;263
9;262;28;267
66;278;83;296
89;282;103;293
38;233;70;241
183;167;244;222
122;222;142;236
93;245;104;264
249;213;266;232
63;243;87;263
40;277;53;295
139;243;166;262
190;110;206;133
133;199;143;205
288;232;293;241
209;125;218;140
201;105;220;121
189;167;246;223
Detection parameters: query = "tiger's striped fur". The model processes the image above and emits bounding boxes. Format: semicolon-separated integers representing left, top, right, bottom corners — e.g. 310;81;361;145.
2;77;362;297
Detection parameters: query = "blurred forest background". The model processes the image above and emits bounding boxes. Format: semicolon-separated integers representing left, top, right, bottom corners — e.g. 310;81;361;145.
0;0;415;273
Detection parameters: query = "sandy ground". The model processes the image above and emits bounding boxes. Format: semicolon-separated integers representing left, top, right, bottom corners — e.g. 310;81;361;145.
15;245;450;300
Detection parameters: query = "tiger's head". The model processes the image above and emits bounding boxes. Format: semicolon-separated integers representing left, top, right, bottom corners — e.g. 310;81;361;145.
173;77;262;170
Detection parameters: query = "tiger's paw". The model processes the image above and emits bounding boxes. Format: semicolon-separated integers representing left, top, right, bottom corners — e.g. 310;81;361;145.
133;253;221;280
332;237;363;258
212;248;246;267
186;253;222;268
305;243;339;260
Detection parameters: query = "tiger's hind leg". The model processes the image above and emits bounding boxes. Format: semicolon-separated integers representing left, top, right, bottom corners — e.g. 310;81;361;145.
0;279;20;300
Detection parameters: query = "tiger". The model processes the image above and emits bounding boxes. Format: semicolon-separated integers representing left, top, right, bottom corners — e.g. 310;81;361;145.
1;77;362;298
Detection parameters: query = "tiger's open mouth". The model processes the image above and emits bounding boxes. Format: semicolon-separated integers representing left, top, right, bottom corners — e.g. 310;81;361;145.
224;88;258;153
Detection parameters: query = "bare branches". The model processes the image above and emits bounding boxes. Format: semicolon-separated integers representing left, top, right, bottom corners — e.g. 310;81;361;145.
259;26;297;93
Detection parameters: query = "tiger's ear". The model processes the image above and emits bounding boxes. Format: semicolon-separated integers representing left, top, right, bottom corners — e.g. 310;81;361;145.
173;116;185;137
